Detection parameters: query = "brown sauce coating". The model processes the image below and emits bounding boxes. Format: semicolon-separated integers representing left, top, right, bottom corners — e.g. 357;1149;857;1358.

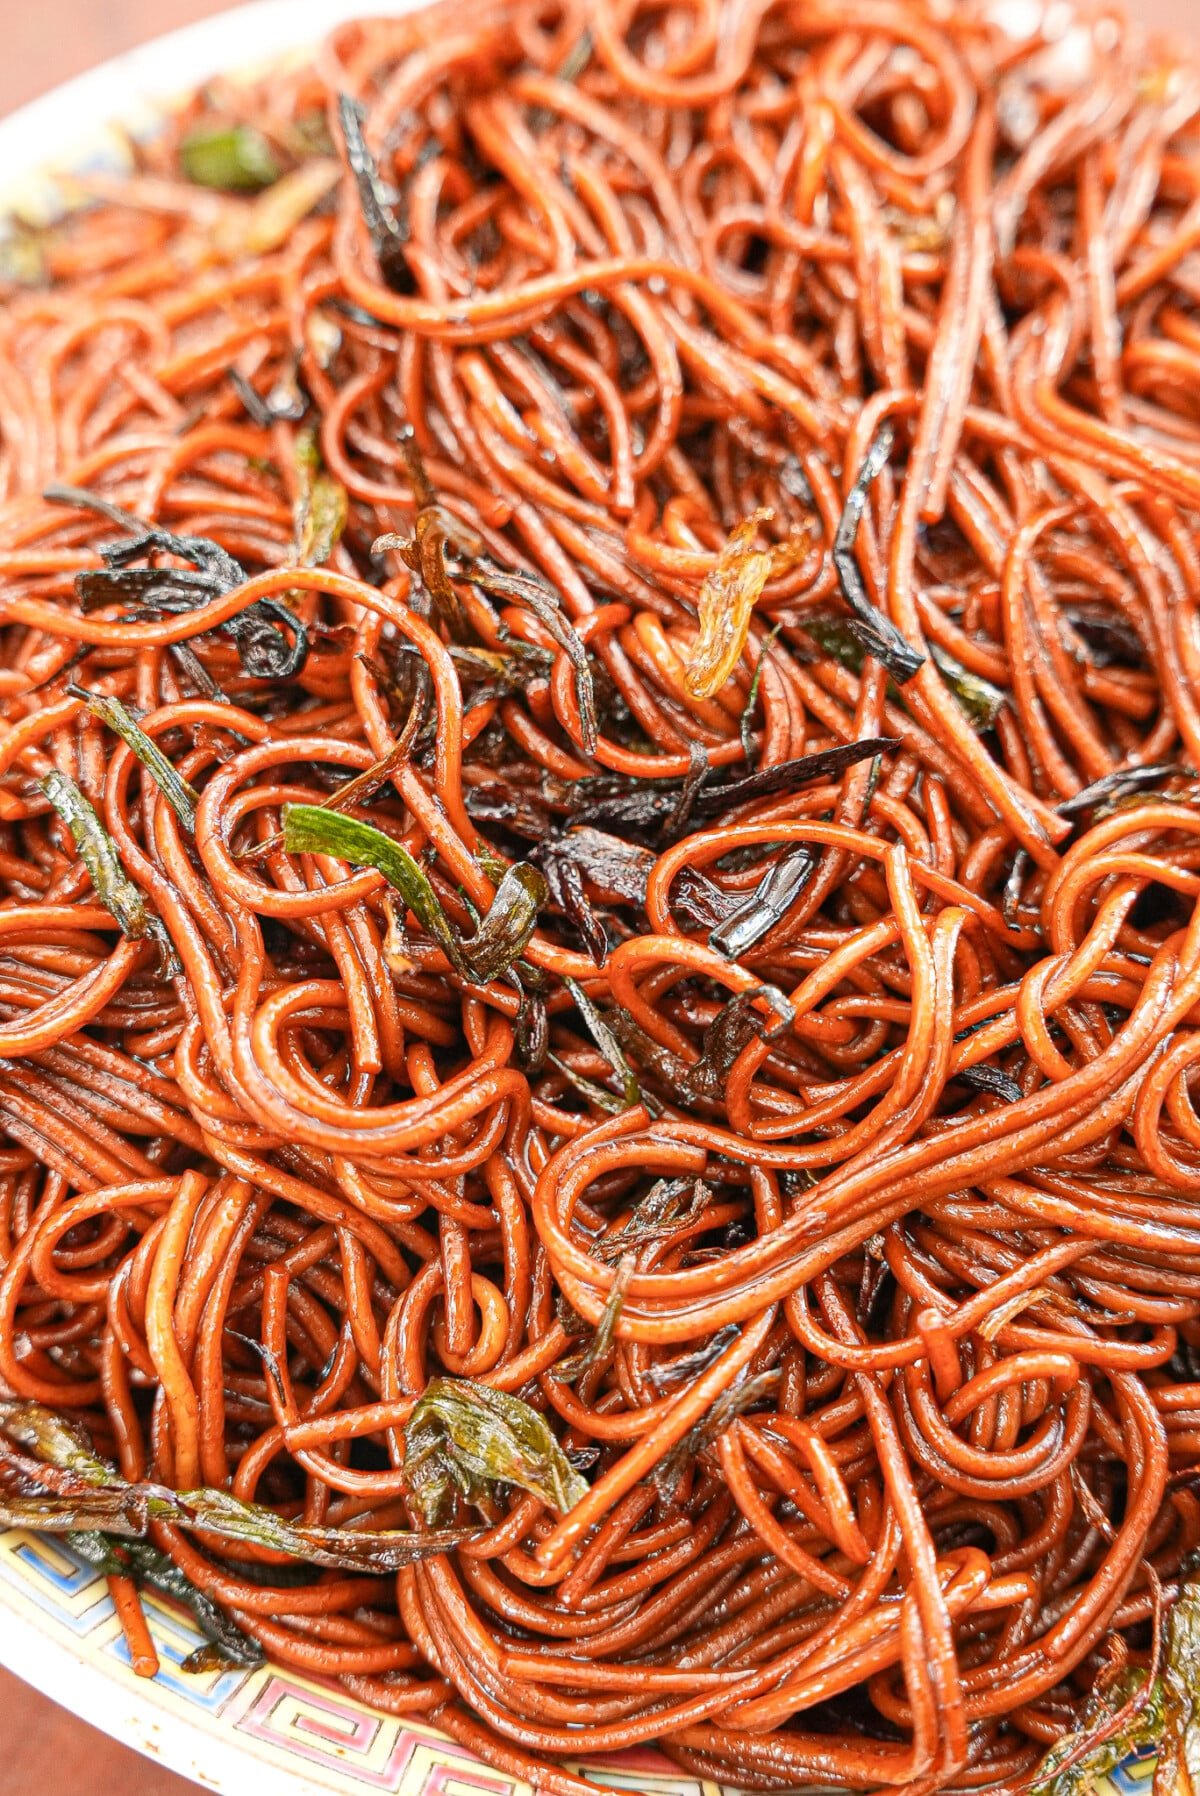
1;2;1200;1789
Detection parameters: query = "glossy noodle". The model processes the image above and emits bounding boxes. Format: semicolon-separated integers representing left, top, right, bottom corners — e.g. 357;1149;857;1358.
1;1;1200;1790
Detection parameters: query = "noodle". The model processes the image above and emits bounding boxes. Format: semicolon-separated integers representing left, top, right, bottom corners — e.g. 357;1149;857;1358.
0;0;1199;1790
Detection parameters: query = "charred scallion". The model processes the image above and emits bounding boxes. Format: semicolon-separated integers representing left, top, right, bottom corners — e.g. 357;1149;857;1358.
470;563;598;755
68;1531;263;1667
646;1324;741;1393
929;646;1006;729
458;862;549;981
1056;761;1181;821
45;489;308;681
708;844;819;958
402;1378;588;1526
833;425;925;684
373;429;488;639
609;987;792;1109
740;622;781;762
606;1177;714;1257
542;852;609;965
956;1064;1023;1104
556;1255;635;1386
40;771;148;938
0;1401;472;1572
293;429;348;567
691;737;897;816
281;806;546;983
653;1367;781;1505
68;687;198;831
548;1055;631;1116
337;95;414;293
566;977;641;1108
540;828;655;908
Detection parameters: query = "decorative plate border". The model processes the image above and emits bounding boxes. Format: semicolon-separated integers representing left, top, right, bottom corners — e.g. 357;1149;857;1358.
0;1525;729;1795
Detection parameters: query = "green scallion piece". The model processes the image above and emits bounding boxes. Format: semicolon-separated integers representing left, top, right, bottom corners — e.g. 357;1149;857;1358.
293;430;348;568
69;687;198;831
0;1400;471;1573
281;804;546;983
180;124;281;192
40;770;148;938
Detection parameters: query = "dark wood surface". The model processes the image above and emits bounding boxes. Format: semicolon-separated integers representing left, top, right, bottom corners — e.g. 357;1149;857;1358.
0;1668;199;1796
1;0;225;118
0;0;1195;1790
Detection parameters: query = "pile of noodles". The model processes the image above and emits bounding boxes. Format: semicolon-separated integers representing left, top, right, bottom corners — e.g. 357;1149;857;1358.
2;0;1200;1789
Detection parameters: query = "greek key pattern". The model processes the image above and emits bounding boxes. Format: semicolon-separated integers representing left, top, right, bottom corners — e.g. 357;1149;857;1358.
0;1528;1146;1795
0;1527;728;1795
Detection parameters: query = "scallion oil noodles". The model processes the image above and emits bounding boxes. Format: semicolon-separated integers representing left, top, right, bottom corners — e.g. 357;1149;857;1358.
1;1;1200;1790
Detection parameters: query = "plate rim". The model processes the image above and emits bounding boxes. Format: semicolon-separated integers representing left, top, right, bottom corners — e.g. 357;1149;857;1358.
0;0;373;206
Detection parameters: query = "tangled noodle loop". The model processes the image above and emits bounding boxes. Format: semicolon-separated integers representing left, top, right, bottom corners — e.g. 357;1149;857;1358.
1;1;1200;1790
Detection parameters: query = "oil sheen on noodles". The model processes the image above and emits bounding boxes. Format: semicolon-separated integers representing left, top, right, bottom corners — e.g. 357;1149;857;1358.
0;1;1198;1792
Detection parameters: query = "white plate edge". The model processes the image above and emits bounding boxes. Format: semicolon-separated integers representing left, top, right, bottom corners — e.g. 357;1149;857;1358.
0;0;381;203
1;1591;328;1796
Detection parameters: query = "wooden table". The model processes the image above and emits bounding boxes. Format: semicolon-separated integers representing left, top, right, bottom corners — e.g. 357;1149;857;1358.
1;1671;198;1796
1;1;223;118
